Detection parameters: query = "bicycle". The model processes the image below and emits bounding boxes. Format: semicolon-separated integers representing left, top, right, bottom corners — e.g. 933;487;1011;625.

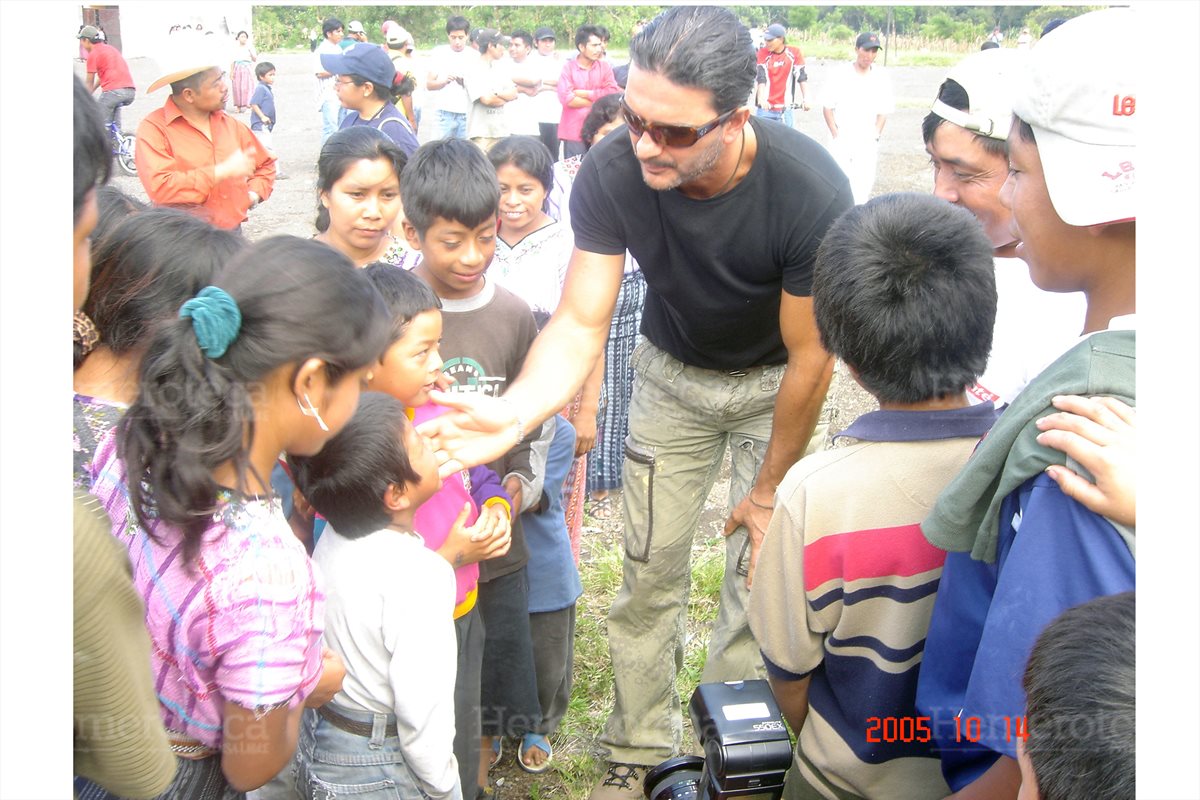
105;97;137;176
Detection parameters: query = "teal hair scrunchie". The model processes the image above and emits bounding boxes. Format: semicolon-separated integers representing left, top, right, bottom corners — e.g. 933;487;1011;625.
179;286;242;359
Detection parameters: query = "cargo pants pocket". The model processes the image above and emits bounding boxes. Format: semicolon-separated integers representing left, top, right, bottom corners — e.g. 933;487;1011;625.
622;435;656;563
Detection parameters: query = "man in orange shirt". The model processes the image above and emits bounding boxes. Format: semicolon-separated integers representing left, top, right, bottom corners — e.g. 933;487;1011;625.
135;43;275;231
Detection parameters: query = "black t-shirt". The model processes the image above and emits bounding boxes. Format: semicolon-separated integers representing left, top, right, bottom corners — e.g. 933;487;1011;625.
570;115;852;370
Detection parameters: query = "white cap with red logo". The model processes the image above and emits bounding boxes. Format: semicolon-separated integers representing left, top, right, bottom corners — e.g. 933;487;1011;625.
1012;7;1136;226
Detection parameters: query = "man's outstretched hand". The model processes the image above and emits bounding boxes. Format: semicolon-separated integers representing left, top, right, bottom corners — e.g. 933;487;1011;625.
417;389;520;478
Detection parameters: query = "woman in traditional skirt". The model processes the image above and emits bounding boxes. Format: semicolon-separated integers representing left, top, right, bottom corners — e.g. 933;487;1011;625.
229;30;257;112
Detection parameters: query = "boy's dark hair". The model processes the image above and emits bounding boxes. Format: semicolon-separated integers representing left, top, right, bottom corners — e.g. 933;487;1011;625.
813;192;996;405
74;77;111;224
509;29;532;49
78;208;245;369
632;7;755;117
921;78;1008;160
1023;592;1135;800
401;138;499;238
290;393;421;539
363;262;442;342
323;17;343;37
575;24;602;49
488;135;554;194
446;15;470;35
316;127;407;232
255;61;276;80
120;236;390;563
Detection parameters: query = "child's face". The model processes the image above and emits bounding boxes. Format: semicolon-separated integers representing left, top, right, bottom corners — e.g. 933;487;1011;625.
407;215;498;300
496;163;548;239
401;417;442;506
999;128;1084;293
320;157;403;257
370;309;443;406
262;69;276;85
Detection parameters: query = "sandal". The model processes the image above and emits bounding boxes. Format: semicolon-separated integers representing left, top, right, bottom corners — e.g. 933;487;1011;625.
518;733;553;774
489;736;503;768
588;494;615;520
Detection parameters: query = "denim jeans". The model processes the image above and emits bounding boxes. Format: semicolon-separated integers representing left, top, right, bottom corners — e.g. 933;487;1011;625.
296;707;463;800
599;340;829;765
320;99;341;144
436;110;467;140
755;106;794;128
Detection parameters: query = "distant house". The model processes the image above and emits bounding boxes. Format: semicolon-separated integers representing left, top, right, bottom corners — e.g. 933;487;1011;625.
78;3;254;59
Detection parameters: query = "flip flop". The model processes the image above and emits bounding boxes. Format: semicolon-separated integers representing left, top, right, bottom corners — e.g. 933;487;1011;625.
489;737;502;768
518;733;553;774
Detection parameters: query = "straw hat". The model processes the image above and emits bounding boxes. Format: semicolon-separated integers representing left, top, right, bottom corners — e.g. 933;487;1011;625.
146;32;221;93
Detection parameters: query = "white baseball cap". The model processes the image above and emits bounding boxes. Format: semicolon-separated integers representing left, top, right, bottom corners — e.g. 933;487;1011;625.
1012;8;1136;226
347;20;366;34
931;49;1027;141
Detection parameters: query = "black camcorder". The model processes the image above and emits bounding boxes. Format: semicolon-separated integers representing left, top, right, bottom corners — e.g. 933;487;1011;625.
643;680;793;800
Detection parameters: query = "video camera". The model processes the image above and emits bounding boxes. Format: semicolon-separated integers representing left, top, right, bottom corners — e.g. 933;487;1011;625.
643;680;793;800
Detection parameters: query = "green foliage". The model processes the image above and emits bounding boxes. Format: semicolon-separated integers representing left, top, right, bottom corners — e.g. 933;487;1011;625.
787;6;819;32
826;23;855;41
251;5;1081;52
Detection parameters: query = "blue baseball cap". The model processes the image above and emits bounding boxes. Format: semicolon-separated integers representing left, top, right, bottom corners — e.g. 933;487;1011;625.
320;42;396;89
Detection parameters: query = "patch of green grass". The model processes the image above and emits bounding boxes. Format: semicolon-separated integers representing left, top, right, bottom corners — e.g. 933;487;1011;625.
554;532;729;799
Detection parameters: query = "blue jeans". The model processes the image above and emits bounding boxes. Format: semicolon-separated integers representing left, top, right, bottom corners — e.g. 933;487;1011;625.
436;110;467;140
296;707;462;800
756;106;794;128
320;99;341;144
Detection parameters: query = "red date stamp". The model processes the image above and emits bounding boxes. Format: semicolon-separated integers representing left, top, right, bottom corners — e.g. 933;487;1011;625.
866;715;1030;744
865;716;932;743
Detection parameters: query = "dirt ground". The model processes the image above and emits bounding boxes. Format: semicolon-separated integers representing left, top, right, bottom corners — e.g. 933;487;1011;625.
79;49;949;798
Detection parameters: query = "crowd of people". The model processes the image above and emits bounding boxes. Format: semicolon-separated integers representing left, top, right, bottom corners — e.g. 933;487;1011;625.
68;7;1137;800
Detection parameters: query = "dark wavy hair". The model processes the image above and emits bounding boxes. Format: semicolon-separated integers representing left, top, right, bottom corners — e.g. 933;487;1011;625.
290;393;422;539
76;208;245;369
631;7;755;115
315;126;408;232
488;135;554;193
582;93;623;149
813;192;996;404
74;76;110;224
118;236;390;562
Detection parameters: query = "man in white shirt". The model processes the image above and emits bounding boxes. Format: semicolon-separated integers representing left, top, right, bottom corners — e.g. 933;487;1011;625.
821;31;894;204
531;27;562;159
314;17;345;143
505;31;544;138
425;15;474;139
464;29;518;150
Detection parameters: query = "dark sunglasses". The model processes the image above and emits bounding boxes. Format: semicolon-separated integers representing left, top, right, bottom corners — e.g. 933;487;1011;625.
619;95;736;148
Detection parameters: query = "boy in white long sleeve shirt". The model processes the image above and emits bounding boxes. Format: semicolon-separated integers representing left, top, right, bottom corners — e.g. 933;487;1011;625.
290;393;462;800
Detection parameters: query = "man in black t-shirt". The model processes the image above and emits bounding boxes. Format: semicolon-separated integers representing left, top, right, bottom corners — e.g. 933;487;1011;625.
419;10;852;796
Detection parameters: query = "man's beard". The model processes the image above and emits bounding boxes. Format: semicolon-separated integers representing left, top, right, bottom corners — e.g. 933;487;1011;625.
639;131;725;193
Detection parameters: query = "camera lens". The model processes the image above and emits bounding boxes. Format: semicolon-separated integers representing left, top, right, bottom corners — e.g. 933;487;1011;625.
643;756;705;800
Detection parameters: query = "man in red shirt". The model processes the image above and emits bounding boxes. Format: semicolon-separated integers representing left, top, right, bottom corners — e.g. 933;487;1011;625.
135;42;275;231
755;23;809;129
78;24;135;130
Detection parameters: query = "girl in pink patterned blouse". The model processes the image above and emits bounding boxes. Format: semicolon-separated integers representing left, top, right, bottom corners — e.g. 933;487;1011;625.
88;237;391;798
